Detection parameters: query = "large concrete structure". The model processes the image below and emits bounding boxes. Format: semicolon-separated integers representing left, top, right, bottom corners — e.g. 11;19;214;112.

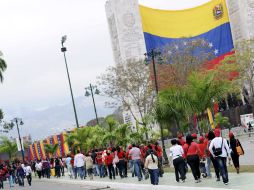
105;0;146;65
227;0;254;42
105;0;147;131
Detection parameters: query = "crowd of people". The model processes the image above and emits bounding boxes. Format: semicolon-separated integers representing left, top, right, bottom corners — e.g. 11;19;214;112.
0;162;32;189
0;128;245;188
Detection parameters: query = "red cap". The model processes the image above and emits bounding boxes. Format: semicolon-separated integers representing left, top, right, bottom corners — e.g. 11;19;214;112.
205;133;208;138
192;133;197;139
128;145;132;149
229;132;234;138
214;129;221;137
199;136;205;142
178;134;183;139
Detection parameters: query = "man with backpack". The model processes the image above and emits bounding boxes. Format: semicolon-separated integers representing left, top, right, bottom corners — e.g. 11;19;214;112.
209;129;231;185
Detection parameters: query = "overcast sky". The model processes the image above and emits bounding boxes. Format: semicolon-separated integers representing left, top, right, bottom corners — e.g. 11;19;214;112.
0;0;210;114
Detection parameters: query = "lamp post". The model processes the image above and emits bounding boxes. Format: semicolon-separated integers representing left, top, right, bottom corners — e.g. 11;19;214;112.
85;84;100;126
11;118;25;162
145;49;169;164
61;35;80;128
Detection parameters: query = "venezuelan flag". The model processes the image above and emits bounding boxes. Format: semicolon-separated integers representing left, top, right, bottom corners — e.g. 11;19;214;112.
40;140;46;160
29;145;35;160
33;142;40;160
140;0;233;61
53;135;61;157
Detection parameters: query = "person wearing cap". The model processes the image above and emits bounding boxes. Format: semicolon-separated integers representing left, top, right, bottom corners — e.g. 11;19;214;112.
177;134;185;146
229;132;244;174
192;133;198;143
209;129;231;185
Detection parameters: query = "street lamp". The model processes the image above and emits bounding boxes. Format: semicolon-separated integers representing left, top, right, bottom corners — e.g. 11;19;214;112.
11;118;25;162
61;35;80;128
85;84;100;126
145;49;169;164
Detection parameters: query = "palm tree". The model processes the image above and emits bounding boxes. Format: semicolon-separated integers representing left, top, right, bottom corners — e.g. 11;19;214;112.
114;123;131;148
0;137;18;160
0;52;7;83
44;144;59;157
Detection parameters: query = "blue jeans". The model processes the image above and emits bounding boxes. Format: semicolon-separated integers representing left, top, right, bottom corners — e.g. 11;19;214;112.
8;175;14;187
76;166;85;180
133;159;142;180
97;164;105;177
206;157;211;177
215;157;228;183
148;169;159;185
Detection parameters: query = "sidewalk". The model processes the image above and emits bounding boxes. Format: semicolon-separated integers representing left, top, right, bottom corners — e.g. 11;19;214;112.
37;172;254;190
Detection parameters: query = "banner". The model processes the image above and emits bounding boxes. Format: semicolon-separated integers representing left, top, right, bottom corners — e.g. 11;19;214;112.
16;138;24;151
140;0;234;63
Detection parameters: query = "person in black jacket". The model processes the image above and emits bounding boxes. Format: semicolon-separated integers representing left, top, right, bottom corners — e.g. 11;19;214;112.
229;132;244;174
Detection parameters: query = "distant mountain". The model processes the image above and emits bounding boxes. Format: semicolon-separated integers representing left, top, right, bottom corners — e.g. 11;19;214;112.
3;96;115;140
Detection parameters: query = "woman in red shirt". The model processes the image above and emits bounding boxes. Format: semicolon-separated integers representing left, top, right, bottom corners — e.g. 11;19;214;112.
105;150;115;180
183;134;201;183
116;146;125;178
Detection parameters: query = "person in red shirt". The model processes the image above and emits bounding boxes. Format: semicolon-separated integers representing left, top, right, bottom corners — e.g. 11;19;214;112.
104;150;115;180
178;134;186;146
116;146;126;178
198;136;207;178
95;152;104;178
155;142;163;177
183;134;201;183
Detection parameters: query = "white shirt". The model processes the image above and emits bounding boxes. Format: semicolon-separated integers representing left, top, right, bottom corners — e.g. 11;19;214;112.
169;145;184;160
24;166;32;176
209;137;231;158
74;153;85;167
35;162;42;171
129;147;141;160
145;154;158;170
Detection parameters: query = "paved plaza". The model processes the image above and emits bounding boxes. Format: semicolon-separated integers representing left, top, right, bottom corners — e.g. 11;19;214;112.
3;172;248;190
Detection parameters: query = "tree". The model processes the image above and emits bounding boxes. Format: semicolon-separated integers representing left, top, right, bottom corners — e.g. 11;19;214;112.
214;113;230;129
98;59;155;129
221;38;254;114
44;144;59;156
156;39;215;89
0;137;18;161
0;51;7;83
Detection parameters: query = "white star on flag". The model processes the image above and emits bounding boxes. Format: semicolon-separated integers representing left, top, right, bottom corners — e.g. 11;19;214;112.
183;41;187;46
175;45;179;49
214;49;219;55
209;42;213;48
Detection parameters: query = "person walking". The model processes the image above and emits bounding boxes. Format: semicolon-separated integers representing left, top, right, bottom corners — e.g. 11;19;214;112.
16;163;25;187
42;158;51;179
154;142;163;177
54;157;61;178
96;152;104;178
74;150;86;180
105;150;115;180
65;154;73;178
209;129;231;185
229;132;244;174
85;153;94;180
183;134;201;183
24;163;32;186
129;144;142;181
205;131;220;180
116;146;126;178
169;139;186;183
35;160;42;179
144;149;159;185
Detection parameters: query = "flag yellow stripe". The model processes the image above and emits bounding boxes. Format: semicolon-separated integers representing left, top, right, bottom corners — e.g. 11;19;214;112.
139;0;229;38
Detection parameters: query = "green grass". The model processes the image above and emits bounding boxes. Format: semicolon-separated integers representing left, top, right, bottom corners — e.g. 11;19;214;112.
163;165;254;173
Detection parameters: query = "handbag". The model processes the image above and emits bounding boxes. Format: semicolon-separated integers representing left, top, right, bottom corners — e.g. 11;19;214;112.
113;152;119;164
236;140;244;156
